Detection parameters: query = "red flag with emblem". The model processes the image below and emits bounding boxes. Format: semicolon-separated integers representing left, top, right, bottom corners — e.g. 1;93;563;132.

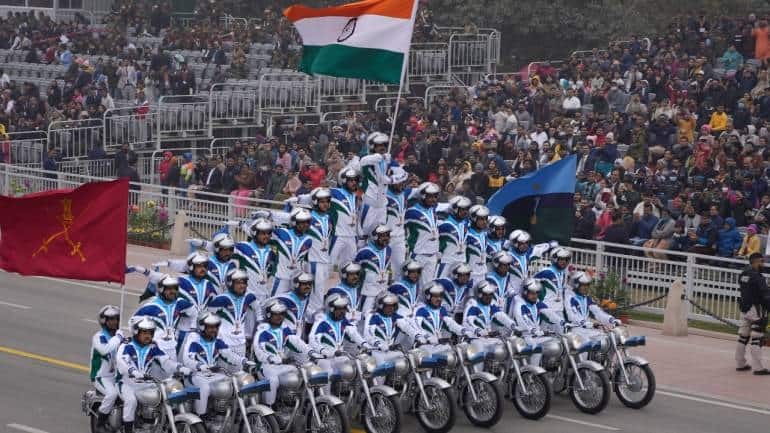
0;179;129;283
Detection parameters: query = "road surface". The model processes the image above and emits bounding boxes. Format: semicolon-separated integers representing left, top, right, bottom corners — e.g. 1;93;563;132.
1;271;769;433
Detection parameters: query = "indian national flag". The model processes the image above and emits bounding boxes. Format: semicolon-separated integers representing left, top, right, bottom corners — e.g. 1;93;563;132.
284;0;418;84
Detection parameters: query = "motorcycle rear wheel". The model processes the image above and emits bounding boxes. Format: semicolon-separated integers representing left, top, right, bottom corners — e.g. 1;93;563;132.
461;378;503;427
363;391;401;433
510;372;552;420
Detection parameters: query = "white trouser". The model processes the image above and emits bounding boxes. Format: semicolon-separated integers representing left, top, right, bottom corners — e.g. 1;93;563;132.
260;364;298;405
390;237;407;280
543;300;564;333
413;254;438;287
271;277;292;296
309;262;332;317
248;281;270;309
522;335;553;367
437;261;462;279
119;381;153;422
94;376;119;415
362;206;386;237
361;296;377;316
332;237;357;267
223;340;246;373
190;372;228;415
154;337;179;364
736;306;767;370
470;271;486;288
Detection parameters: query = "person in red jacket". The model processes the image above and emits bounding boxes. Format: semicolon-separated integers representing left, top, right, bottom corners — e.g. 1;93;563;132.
301;161;326;188
158;151;173;186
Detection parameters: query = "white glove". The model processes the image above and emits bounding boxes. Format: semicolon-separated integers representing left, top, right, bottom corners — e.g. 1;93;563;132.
243;360;257;369
268;355;282;364
416;335;429;345
178;366;193;376
197;364;210;373
610;319;621;327
475;328;489;337
428;336;439;345
187;239;205;248
584;321;594;329
152;261;169;268
127;265;148;275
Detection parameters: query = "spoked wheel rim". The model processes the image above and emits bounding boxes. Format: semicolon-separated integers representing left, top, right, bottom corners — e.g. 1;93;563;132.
572;370;605;409
418;385;451;429
514;373;548;414
616;364;649;403
310;402;343;433
464;380;498;423
246;413;273;433
364;393;398;433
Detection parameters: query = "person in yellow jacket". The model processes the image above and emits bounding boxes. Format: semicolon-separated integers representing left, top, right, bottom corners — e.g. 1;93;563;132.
738;224;762;258
709;105;728;134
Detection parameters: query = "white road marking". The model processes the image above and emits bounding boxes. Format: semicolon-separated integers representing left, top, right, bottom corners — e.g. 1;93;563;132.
545;414;620;431
81;318;129;331
7;423;50;433
0;301;31;310
35;276;142;297
658;390;770;415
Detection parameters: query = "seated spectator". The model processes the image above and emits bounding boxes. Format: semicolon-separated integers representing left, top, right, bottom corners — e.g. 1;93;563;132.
737;224;762;258
716;217;743;257
630;202;659;246
645;208;676;259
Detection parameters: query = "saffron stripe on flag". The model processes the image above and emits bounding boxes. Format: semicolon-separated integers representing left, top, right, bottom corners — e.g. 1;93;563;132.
299;44;404;84
285;0;412;21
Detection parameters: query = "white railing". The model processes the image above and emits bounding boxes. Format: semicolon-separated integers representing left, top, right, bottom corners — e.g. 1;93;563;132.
374;97;425;113
208;82;260;135
5;131;47;164
408;43;450;84
317;75;367;105
157;95;210;143
103;106;157;152
257;73;321;126
47;118;103;158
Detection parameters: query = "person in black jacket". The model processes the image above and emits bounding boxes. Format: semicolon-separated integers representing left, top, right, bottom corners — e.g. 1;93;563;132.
603;210;630;253
573;198;596;239
736;253;770;375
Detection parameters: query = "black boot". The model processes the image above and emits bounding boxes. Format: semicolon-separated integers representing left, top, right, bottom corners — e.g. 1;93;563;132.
122;421;133;433
95;412;109;433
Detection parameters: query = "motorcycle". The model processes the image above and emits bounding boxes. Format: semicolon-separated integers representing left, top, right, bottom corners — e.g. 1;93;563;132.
326;350;403;433
493;336;552;420
82;374;206;433
383;345;457;433
261;359;350;433
195;367;280;433
444;337;505;428
589;326;655;409
538;329;611;414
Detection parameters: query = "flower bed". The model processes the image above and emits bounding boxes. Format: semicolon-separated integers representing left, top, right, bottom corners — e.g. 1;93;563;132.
128;200;171;249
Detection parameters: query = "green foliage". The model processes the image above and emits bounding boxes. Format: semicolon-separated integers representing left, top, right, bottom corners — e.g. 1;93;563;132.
128;200;171;243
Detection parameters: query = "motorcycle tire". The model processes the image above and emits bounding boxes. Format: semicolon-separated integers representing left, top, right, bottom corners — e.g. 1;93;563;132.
461;378;503;428
362;391;402;433
613;362;656;409
415;383;456;433
510;371;552;420
173;421;207;433
242;412;281;433
305;401;350;433
569;367;611;415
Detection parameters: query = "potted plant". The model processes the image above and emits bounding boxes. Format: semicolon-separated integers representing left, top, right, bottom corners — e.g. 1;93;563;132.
589;269;630;324
127;200;171;249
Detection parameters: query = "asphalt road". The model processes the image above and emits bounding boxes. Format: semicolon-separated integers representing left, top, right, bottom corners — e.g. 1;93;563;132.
1;271;769;433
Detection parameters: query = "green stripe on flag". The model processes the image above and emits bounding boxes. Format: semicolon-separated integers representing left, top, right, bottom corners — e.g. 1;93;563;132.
299;44;404;84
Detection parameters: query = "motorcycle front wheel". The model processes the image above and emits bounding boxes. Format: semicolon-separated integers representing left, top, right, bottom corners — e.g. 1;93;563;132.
510;371;552;420
173;421;207;433
362;391;401;433
569;367;611;414
415;383;456;433
242;412;281;433
613;362;656;409
306;401;350;433
461;378;503;427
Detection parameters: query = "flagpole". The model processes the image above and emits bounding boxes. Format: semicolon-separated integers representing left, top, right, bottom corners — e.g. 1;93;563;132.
387;0;419;155
118;284;126;330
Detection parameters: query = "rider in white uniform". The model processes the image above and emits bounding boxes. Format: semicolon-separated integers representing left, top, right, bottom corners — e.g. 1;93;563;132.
207;269;259;365
405;182;442;286
330;168;363;267
534;247;572;333
327;262;364;323
272;272;315;337
565;272;621;346
131;275;196;357
234;218;277;305
437;196;471;279
507;230;557;293
359;132;399;235
307;188;336;318
485;251;518;313
355;224;392;313
512;279;565;366
385;167;413;280
485;216;507;264
463;280;519;372
414;283;469;357
364;292;425;375
388;260;423;318
89;305;124;432
466;205;490;283
271;208;313;296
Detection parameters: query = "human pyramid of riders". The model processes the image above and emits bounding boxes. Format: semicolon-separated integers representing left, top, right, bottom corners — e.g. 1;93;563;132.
86;133;655;433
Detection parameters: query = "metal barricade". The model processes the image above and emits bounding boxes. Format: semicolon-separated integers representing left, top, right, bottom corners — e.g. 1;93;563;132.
257;73;320;126
47;119;104;158
408;43;450;85
317;75;366;105
5;131;47;164
374;97;425;113
484;72;524;83
103;106;158;152
424;85;469;107
448;33;495;85
157;95;211;145
319;111;368;125
209;82;260;135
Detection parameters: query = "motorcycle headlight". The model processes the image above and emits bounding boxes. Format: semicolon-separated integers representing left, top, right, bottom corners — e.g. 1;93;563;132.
335;359;357;381
210;379;234;400
444;351;457;368
278;368;301;391
136;386;161;407
393;357;409;375
540;338;563;359
613;327;629;345
510;336;528;354
465;344;485;363
363;355;377;374
490;344;507;362
234;371;255;388
162;379;184;395
596;334;610;353
566;333;585;351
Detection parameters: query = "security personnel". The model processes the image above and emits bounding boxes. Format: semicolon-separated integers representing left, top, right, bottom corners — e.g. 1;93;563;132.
736;253;770;375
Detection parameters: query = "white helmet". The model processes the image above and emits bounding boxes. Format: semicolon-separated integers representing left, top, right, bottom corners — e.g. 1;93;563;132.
516;231;532;244
325;292;350;311
98;305;120;326
573;271;592;287
492;250;514;266
249;210;272;221
522;278;542;296
294;272;314;286
157;275;180;296
186;251;209;272
423;282;445;299
449;196;472;216
311;187;332;206
508;229;524;243
263;298;287;319
249;218;273;238
371;224;391;238
402;260;423;274
419;182;441;198
489;215;507;229
132;316;157;336
290;208;312;226
212;233;235;253
452;263;472;278
226;268;248;289
551;247;571;263
367;131;389;150
198;311;222;332
390;167;409;184
469;204;490;221
475;280;496;297
339;262;362;279
375;291;399;310
339;168;360;185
